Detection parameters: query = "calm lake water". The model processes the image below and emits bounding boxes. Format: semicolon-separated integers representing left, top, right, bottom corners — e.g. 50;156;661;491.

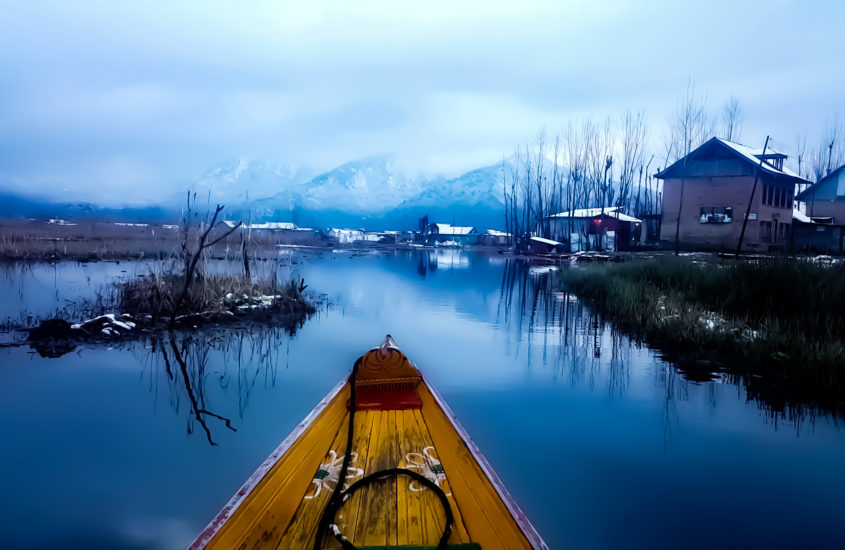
0;250;843;549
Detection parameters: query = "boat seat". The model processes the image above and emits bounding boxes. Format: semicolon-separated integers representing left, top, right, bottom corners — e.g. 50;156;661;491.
349;388;423;410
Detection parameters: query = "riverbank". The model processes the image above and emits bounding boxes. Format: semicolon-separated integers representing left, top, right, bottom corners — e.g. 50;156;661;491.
558;257;845;396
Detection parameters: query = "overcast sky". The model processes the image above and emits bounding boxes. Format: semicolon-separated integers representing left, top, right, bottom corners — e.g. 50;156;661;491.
1;0;843;205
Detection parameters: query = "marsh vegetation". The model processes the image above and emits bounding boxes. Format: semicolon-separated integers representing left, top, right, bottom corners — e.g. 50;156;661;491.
558;257;845;396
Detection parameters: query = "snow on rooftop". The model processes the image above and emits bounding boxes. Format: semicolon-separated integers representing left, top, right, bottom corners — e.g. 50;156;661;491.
607;211;642;223
793;208;812;223
715;138;804;180
549;206;621;219
530;236;561;246
485;229;510;237
223;220;297;230
433;223;475;235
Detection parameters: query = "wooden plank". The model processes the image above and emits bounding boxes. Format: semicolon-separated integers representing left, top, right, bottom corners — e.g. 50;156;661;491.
408;408;470;545
203;384;350;549
356;410;396;546
192;380;347;550
416;382;541;550
323;409;377;548
275;409;352;549
396;410;417;546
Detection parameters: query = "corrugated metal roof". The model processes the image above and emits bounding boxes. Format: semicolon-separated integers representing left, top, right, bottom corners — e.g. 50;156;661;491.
716;138;803;179
434;223;475;235
607;211;642;223
656;137;808;182
549;206;621;219
792;208;812;223
224;221;296;230
530;236;561;246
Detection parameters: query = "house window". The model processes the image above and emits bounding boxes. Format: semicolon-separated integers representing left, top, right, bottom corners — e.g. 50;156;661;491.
759;221;772;241
761;184;791;209
778;223;790;240
700;206;733;223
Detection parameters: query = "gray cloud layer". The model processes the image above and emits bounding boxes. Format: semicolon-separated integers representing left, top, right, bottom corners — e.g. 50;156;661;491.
1;0;842;204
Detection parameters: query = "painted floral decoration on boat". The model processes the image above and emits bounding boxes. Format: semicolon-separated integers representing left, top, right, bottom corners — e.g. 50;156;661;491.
404;446;451;496
304;450;363;500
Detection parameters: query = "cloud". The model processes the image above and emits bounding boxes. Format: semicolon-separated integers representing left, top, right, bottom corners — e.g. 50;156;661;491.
0;0;843;205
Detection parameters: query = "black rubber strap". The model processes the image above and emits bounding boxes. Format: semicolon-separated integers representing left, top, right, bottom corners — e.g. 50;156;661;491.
326;468;454;550
312;346;455;550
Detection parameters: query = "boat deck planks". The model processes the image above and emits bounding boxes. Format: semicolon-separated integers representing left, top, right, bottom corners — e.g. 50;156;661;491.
194;343;547;550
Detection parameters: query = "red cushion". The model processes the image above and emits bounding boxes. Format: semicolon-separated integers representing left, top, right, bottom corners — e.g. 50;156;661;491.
349;388;422;410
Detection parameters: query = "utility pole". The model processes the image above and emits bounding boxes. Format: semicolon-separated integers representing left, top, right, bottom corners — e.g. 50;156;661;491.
736;136;770;258
673;140;692;255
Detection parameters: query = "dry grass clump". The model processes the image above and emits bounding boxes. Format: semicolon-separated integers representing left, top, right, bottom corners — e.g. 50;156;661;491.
116;273;314;322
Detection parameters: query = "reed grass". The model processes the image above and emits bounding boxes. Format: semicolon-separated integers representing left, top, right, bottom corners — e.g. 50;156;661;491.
559;257;845;394
117;273;314;322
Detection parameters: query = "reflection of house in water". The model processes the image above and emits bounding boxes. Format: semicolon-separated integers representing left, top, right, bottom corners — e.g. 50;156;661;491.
422;223;478;245
794;164;845;254
546;207;642;251
656;137;809;252
434;249;470;269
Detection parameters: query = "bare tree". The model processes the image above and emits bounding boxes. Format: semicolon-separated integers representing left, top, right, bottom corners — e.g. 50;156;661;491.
810;119;843;181
170;193;242;328
665;79;712;163
618;110;647;212
721;96;742;142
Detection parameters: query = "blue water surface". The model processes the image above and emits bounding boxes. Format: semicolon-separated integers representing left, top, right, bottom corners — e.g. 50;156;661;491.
0;250;842;549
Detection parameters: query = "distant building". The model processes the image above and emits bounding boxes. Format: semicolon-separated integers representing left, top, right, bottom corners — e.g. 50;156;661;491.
546;206;642;252
478;229;511;246
527;236;564;254
422;223;478;245
224;221;297;231
793;164;845;254
327;228;364;243
656;137;810;252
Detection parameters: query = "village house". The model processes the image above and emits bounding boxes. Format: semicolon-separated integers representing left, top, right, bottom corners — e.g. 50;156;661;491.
222;220;320;243
656;137;810;252
793;164;845;254
527;236;564;254
422;223;478;245
327;228;364;244
477;229;511;246
546;207;643;252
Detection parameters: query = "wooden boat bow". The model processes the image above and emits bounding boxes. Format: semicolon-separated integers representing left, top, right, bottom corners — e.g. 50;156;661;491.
189;336;548;550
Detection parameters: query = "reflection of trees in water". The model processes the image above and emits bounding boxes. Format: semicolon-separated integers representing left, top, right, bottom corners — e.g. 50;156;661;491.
496;258;833;433
142;325;295;446
497;258;631;398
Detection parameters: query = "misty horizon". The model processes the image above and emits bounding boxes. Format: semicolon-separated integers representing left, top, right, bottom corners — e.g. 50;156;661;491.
1;1;844;206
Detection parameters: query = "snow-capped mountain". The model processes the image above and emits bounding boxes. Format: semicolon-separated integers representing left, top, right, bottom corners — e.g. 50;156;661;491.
241;156;507;229
282;154;425;213
0;154;508;230
188;158;313;206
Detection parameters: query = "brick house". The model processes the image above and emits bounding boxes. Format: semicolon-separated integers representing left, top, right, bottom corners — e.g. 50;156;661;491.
657;137;810;252
793;164;845;254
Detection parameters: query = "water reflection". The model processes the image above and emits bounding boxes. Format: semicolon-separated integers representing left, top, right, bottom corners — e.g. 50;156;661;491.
2;253;844;549
493;256;838;431
140;325;301;446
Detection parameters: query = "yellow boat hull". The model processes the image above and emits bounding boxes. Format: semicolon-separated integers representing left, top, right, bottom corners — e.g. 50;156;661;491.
190;344;547;550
